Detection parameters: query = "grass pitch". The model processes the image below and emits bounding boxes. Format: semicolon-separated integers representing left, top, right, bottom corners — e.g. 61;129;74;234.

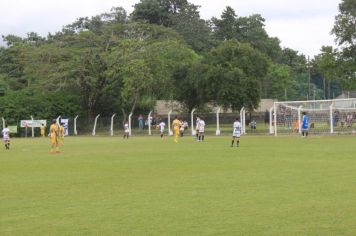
1;135;356;235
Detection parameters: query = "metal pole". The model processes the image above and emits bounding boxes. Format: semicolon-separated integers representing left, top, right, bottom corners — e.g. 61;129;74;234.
239;107;244;134
273;103;277;136
269;107;273;134
330;104;334;134
216;107;221;136
168;110;173;136
191;108;196;136
74;115;79;136
243;109;246;134
30;115;34;138
1;117;5;130
92;114;100;136
148;111;152;136
110;113;116;136
128;113;133;136
298;106;302;134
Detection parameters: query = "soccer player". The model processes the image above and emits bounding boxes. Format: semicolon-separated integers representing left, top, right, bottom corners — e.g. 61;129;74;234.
198;117;205;142
2;124;10;150
172;116;181;143
231;117;241;147
49;119;59;153
159;120;166;138
123;122;129;139
59;124;65;145
40;123;46;137
301;112;309;137
195;116;200;141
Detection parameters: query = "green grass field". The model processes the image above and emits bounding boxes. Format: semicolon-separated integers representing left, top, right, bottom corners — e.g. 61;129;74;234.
1;135;356;235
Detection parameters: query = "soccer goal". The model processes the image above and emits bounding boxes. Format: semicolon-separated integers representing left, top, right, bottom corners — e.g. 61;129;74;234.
271;98;356;136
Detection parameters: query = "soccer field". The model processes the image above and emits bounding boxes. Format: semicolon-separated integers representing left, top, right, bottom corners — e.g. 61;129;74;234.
1;135;356;235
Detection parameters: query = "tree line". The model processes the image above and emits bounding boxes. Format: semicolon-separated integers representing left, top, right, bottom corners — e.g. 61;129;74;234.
0;0;355;123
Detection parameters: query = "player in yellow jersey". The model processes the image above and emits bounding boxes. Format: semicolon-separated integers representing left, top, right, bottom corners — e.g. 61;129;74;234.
172;116;182;143
49;119;60;153
40;123;46;137
59;124;65;146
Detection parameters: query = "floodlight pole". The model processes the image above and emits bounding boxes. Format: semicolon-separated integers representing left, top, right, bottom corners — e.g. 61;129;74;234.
74;115;79;136
92;114;100;136
191;108;196;136
110;113;116;136
148;111;152;136
30;115;34;138
216;107;221;136
307;56;312;100
168;110;173;136
128;113;133;136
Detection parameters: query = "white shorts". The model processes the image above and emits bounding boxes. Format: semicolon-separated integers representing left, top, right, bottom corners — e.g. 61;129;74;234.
199;128;204;133
233;131;241;137
3;136;10;141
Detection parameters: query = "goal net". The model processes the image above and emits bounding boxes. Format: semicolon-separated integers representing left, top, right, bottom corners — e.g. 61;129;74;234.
272;99;356;135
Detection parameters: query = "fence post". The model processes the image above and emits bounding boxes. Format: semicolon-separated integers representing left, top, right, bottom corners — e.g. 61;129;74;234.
191;108;196;136
30;115;34;138
330;104;334;134
269;107;273;134
273;103;277;136
110;113;116;136
216;107;221;135
56;116;61;126
168;110;173;136
243;109;246;134
92;114;100;136
298;106;302;134
148;111;152;136
239;107;244;134
128;113;133;136
74;115;78;136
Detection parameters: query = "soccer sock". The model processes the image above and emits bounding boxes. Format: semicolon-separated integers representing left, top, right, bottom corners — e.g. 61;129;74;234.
198;135;201;141
231;140;234;146
236;140;240;146
306;132;309;137
160;134;163;138
202;135;204;141
196;133;198;140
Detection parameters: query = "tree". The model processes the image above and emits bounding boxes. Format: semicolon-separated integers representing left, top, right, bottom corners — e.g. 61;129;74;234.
332;0;356;91
314;46;338;99
201;40;270;111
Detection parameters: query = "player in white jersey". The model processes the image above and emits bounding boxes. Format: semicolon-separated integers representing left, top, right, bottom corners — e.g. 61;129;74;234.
231;117;241;147
159;120;166;138
198;117;205;142
195;116;200;141
2;125;10;150
123;122;129;139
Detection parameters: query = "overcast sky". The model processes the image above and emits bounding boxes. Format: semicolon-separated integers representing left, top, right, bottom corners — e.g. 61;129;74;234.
0;0;341;56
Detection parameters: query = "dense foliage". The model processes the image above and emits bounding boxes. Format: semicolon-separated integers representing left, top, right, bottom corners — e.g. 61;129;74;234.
0;0;355;120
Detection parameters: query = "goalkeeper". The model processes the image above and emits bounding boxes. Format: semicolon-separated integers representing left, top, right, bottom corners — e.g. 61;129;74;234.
301;112;309;137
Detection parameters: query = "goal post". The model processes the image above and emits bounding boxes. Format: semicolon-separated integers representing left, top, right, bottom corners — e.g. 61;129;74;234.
273;98;356;136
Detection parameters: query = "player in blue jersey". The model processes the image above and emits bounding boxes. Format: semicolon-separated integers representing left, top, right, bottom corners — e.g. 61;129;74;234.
301;112;309;137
